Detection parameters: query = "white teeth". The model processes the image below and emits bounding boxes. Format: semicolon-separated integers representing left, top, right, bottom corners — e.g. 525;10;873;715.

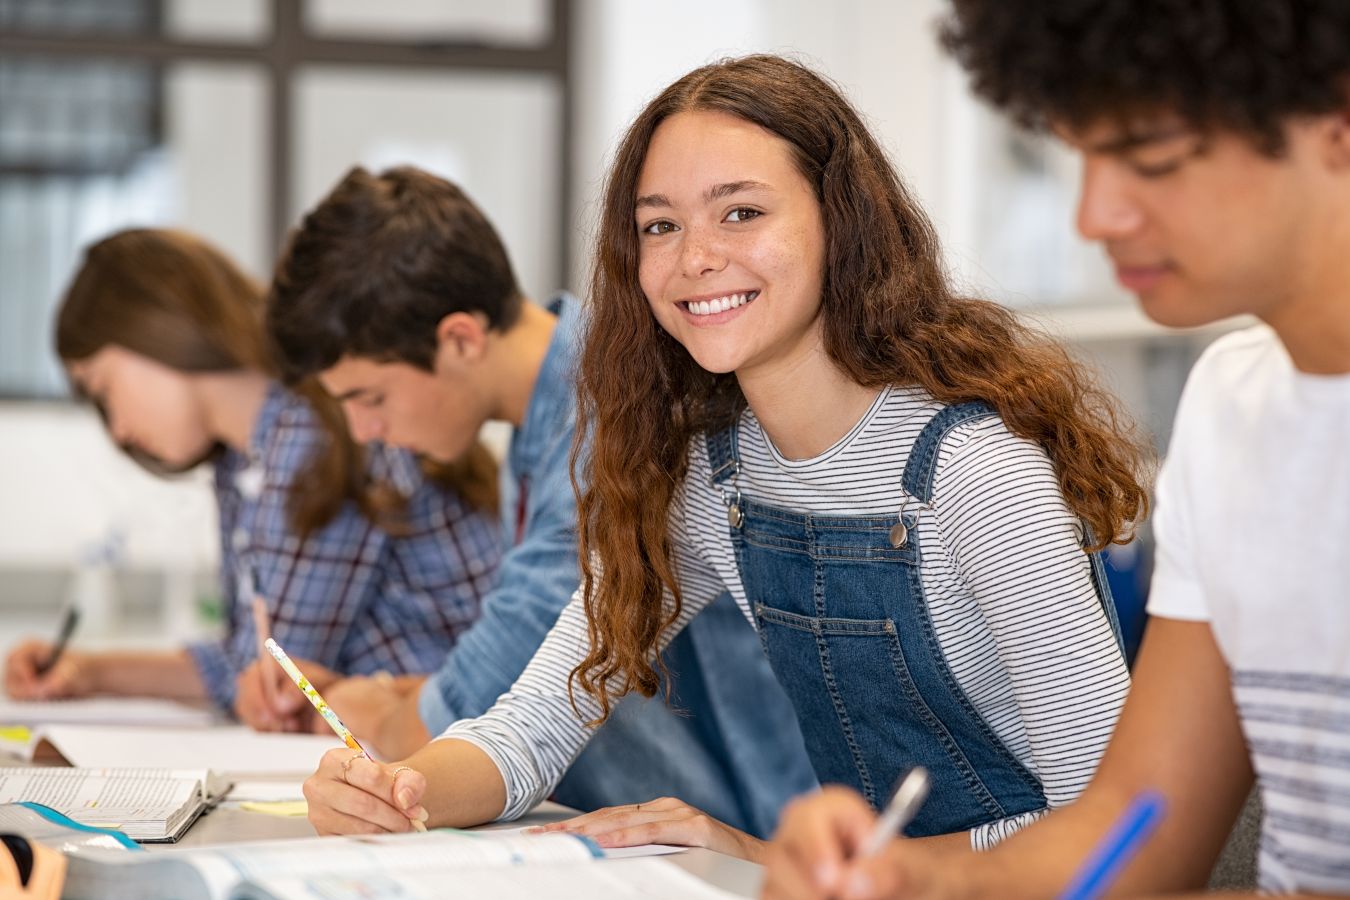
685;291;757;316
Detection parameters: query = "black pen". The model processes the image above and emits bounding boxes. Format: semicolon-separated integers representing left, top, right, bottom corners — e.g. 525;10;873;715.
35;607;80;677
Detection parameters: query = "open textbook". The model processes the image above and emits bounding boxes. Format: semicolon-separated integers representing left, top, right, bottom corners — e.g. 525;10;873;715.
59;829;742;900
0;725;341;776
0;767;228;842
0;696;217;729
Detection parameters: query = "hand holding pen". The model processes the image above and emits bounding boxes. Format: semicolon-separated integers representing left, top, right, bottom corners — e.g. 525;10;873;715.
3;608;90;701
761;771;938;900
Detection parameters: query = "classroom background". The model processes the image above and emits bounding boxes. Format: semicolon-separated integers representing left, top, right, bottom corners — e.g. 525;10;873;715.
0;0;1236;656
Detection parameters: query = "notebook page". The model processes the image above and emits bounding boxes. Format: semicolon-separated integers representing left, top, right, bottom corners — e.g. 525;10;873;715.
0;697;216;728
232;857;745;900
0;767;203;839
175;829;601;883
483;824;686;859
32;725;340;775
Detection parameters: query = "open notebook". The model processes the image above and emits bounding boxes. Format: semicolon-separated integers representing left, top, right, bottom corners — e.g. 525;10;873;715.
0;767;229;843
60;829;741;900
1;725;341;776
0;696;217;729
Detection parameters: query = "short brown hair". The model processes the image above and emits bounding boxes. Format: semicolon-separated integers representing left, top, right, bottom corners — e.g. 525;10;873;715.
267;165;523;383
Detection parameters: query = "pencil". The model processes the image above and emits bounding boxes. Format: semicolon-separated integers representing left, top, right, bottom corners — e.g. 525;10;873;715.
264;638;427;832
1058;791;1166;900
263;637;365;755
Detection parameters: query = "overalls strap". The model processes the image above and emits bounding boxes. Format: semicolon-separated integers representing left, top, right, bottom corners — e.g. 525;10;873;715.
900;401;998;504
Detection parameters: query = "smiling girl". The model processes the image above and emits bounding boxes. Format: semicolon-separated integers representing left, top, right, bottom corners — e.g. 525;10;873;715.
3;228;501;722
302;55;1149;856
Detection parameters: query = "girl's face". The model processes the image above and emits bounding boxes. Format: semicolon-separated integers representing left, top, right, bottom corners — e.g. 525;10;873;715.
68;346;215;469
635;110;827;379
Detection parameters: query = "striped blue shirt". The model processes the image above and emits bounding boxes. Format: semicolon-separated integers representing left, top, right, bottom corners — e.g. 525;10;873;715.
186;383;501;711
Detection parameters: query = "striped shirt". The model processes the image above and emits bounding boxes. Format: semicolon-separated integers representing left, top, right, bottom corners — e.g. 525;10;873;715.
1148;326;1350;891
186;383;502;711
441;385;1130;847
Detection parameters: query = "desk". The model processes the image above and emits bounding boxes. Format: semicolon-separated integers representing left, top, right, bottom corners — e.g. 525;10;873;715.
175;799;764;897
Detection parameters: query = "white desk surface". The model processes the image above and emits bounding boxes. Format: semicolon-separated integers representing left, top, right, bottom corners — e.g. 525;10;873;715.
172;798;764;897
1;726;764;896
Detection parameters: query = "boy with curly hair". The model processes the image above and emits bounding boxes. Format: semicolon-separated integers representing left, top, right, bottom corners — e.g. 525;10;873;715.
762;2;1350;897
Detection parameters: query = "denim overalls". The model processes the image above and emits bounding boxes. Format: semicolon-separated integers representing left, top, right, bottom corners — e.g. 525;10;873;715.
705;401;1123;837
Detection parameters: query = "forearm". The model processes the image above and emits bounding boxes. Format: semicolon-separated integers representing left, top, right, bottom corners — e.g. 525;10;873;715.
951;787;1147;898
84;649;207;700
1137;895;1343;900
404;737;508;828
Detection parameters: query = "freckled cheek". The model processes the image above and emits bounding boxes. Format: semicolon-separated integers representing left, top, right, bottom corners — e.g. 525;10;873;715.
741;228;818;293
637;246;675;303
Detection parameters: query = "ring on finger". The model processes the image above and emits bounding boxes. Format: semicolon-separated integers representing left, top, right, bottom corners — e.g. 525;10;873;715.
341;751;364;785
390;765;414;782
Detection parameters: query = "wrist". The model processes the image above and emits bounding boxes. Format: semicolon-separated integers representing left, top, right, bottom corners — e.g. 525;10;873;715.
738;833;769;864
67;651;100;695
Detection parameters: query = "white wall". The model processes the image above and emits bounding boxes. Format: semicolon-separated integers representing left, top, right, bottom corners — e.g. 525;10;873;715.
568;0;957;292
0;1;1210;633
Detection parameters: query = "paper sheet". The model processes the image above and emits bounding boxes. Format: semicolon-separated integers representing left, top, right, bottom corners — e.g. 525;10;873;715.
237;801;308;818
227;781;307;803
236;858;742;900
0;697;217;728
486;824;687;859
29;725;341;776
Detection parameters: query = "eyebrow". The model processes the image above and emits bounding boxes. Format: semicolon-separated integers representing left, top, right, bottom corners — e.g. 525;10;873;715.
635;180;773;210
1088;126;1195;154
329;387;369;402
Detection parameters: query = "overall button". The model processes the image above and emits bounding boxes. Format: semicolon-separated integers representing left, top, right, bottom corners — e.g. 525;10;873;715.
888;521;908;548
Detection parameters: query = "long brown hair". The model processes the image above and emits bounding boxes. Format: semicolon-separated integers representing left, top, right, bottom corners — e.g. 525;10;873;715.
55;228;496;536
571;55;1151;719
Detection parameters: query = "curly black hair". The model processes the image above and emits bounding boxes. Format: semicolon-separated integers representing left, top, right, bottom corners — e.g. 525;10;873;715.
940;0;1350;153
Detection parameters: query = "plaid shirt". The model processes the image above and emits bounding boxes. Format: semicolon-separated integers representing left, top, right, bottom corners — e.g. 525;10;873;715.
187;383;501;712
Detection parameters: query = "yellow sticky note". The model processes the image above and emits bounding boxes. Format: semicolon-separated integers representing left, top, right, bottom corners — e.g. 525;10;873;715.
239;800;309;817
0;726;31;743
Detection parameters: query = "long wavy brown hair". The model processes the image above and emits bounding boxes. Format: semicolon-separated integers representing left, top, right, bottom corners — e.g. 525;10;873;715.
56;228;497;536
571;55;1152;720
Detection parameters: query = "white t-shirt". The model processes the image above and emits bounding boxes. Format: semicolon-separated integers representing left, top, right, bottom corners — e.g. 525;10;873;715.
1148;325;1350;893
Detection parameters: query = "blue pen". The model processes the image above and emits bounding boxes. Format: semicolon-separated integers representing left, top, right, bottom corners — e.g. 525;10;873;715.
1058;791;1166;900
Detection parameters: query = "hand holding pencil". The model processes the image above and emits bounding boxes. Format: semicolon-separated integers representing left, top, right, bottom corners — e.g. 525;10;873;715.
265;637;428;834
